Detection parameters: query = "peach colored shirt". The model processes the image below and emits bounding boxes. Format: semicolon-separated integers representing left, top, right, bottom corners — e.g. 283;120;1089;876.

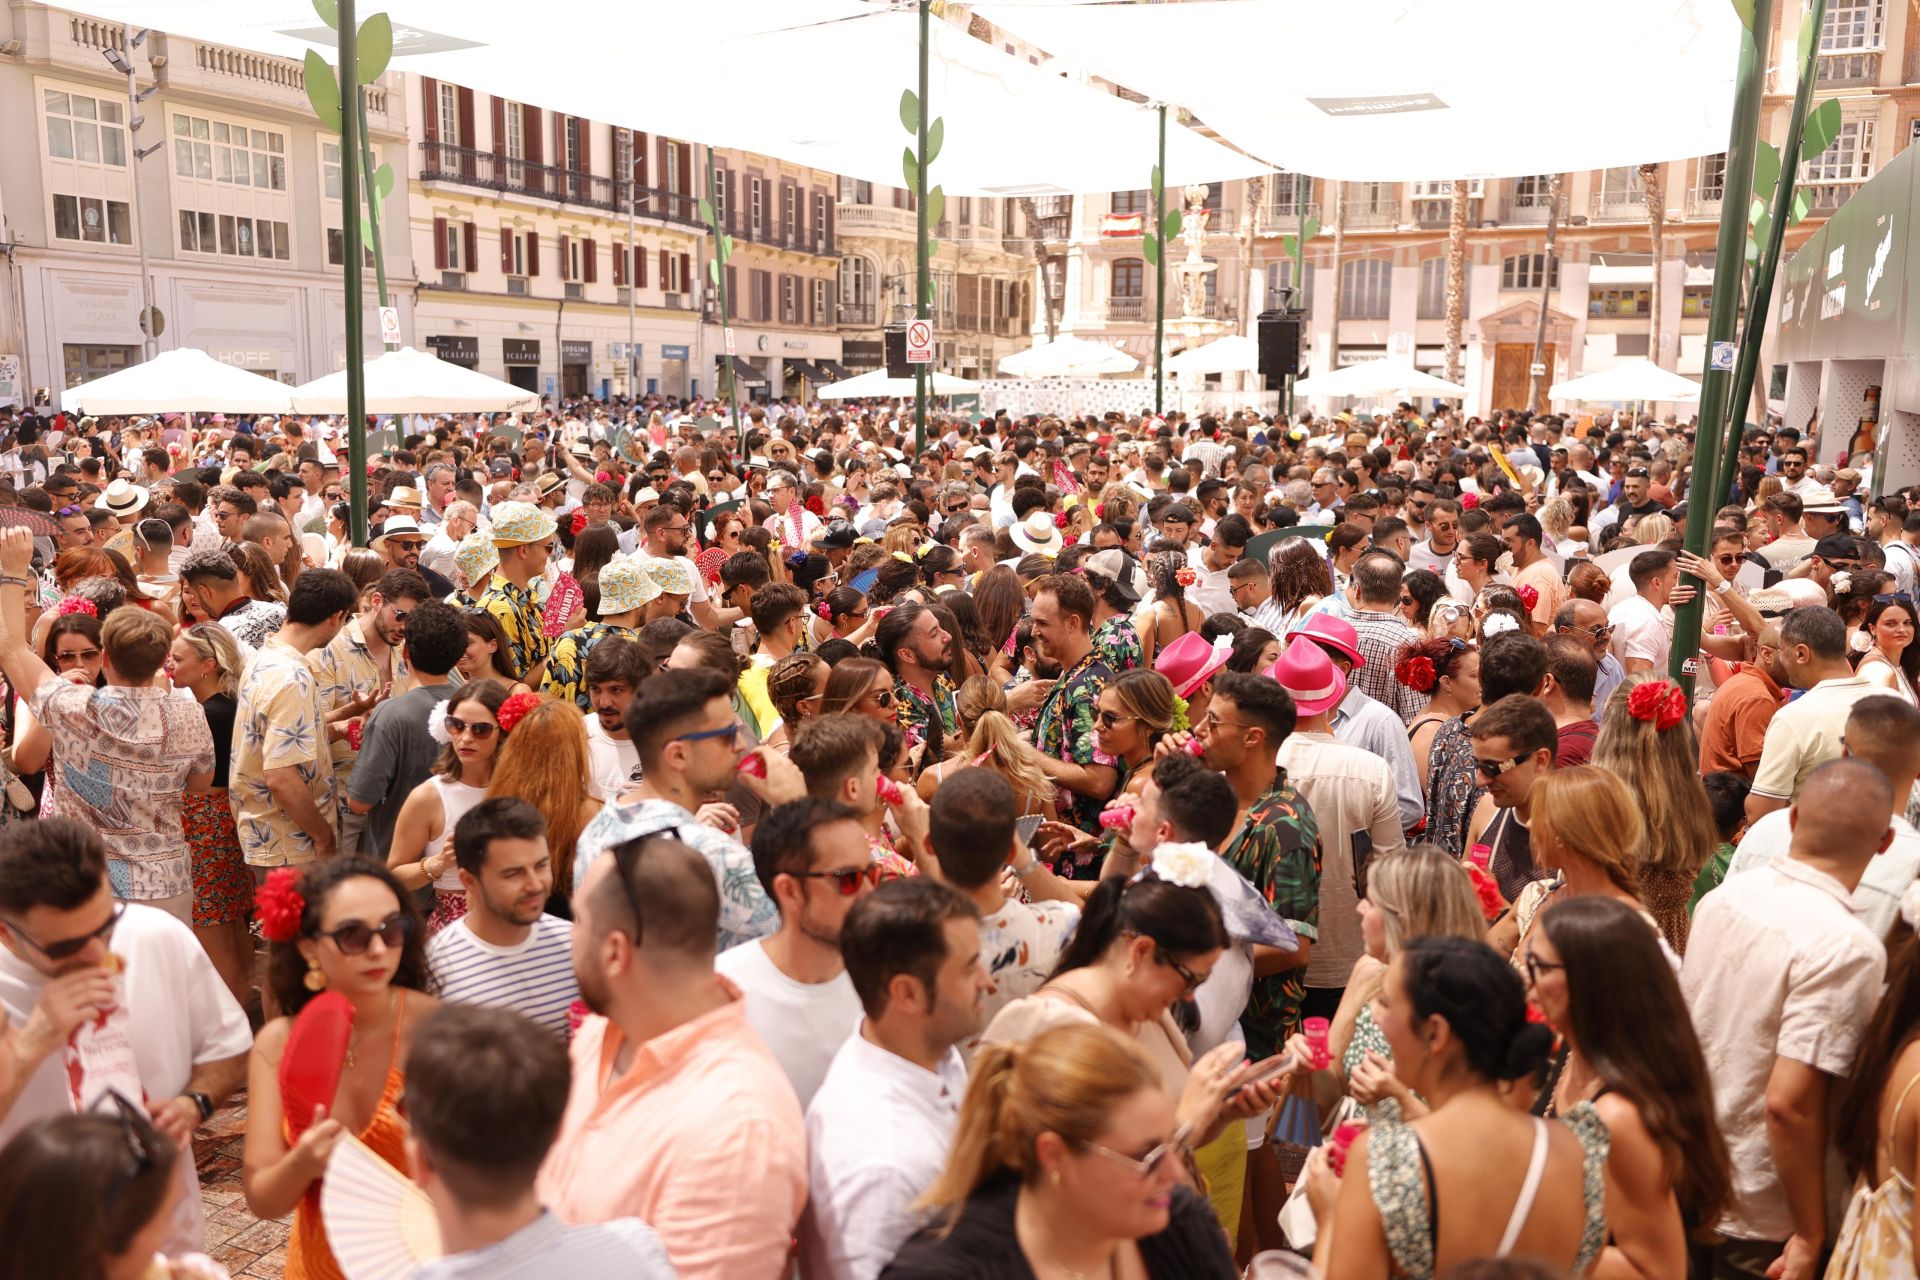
537;983;807;1280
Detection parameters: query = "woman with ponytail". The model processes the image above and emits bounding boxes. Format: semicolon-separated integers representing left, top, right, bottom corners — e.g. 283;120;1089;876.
915;676;1056;820
885;1023;1238;1278
1306;936;1611;1280
1140;550;1205;667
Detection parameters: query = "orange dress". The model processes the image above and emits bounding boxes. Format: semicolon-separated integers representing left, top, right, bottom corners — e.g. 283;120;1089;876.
283;991;412;1280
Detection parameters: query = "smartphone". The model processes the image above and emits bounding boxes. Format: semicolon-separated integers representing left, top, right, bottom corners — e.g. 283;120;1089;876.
1015;814;1043;849
1227;1052;1296;1099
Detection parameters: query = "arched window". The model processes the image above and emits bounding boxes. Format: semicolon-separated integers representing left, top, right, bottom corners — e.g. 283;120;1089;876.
1500;253;1560;290
1339;258;1392;320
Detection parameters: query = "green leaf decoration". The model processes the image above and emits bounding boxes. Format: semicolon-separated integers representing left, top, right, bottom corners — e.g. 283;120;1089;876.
899;89;919;135
926;185;945;227
359;213;375;245
1798;10;1817;63
1790;186;1812;224
1752;141;1781;205
1749;195;1769;226
925;237;939;259
1150;164;1163;200
1745;235;1761;263
372;163;393;203
1300;214;1322;243
1143;234;1160;266
357;12;392;83
697;197;714;227
304;50;342;132
902;147;919;188
311;0;338;28
1801;99;1843;161
708;258;721;285
1752;207;1773;246
925;117;944;166
1729;0;1754;30
1280;234;1298;259
720;235;734;262
1164;209;1182;239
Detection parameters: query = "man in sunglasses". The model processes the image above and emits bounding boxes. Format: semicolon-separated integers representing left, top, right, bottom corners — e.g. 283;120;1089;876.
344;600;467;858
1465;694;1558;912
0;819;251;1252
1552;598;1627;722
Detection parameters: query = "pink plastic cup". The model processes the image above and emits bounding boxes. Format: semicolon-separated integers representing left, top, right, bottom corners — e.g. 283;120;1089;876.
875;775;904;806
737;753;767;779
1302;1016;1332;1070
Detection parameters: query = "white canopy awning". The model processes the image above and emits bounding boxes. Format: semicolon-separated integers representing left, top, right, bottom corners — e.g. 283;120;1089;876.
61;347;295;415
1163;335;1261;375
976;0;1740;182
289;346;540;414
815;369;979;399
1550;358;1702;404
58;1;1266;194
1293;359;1465;398
998;335;1140;378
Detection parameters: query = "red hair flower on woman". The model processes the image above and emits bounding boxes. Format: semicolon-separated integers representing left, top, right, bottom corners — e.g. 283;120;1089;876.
1627;679;1688;731
255;868;306;943
1054;511;1071;529
1460;492;1480;510
1464;862;1505;922
55;596;98;619
1174;567;1198;588
1394;655;1436;692
804;494;826;517
495;691;543;734
1517;584;1539;612
816;601;832;621
570;509;590;537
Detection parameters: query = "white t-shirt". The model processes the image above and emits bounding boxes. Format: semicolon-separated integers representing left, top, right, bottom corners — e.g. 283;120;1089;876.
585;716;643;801
0;904;252;1254
1607;593;1669;671
426;914;579;1038
714;938;862;1110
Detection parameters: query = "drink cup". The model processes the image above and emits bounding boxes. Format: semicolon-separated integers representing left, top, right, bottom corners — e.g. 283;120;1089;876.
1302;1016;1331;1070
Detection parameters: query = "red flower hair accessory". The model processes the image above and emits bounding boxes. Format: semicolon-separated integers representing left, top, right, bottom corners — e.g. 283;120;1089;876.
804;494;826;516
816;601;832;621
1627;679;1688;731
1461;492;1480;510
1517;584;1539;612
1174;566;1198;588
495;691;542;734
570;509;590;536
55;596;98;619
255;868;306;943
1395;654;1436;692
1095;503;1106;518
1054;511;1071;529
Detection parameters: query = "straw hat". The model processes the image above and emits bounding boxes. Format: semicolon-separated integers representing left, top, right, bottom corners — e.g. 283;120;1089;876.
94;479;149;518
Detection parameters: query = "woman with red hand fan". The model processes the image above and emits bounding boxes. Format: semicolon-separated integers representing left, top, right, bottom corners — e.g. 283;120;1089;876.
243;859;437;1280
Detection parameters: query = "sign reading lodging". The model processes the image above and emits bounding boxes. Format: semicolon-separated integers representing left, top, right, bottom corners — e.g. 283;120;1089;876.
906;319;934;364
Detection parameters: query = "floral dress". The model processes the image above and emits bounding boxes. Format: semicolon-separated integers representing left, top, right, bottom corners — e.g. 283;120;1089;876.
1423;715;1483;857
1828;1074;1920;1280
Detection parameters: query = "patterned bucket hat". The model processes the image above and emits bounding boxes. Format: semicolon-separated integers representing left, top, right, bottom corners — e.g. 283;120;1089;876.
490;501;557;547
597;557;661;615
644;556;697;597
454;530;500;588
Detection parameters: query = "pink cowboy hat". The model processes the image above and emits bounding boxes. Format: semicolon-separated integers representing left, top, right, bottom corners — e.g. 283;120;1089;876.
1266;635;1349;717
1154;632;1233;700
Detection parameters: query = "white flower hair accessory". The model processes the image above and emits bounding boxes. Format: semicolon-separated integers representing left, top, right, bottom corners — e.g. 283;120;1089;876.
426;700;452;746
1482;612;1521;638
1148;841;1213;890
1831;571;1853;597
1901;881;1920;932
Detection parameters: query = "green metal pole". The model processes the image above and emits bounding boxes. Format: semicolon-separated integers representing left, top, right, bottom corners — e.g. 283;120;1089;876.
1154;104;1166;417
705;146;740;432
1670;0;1775;695
914;0;930;455
355;86;391;327
339;0;368;548
1719;0;1828;507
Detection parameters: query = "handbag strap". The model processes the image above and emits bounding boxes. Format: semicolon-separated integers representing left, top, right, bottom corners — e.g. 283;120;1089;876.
1495;1119;1551;1257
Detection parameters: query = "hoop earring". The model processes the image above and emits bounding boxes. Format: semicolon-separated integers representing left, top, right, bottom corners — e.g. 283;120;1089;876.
304;962;328;992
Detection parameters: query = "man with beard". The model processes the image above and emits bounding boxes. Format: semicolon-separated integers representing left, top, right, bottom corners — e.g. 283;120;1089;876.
632;500;718;628
373;513;456;597
312;567;428;851
715;796;873;1110
876;603;956;756
425;797;579;1037
582;636;647;799
1030;573;1117;836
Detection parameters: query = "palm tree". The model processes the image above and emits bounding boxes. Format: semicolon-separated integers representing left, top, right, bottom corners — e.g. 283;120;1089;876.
1639;162;1666;368
1017;196;1059;341
1444;178;1469;392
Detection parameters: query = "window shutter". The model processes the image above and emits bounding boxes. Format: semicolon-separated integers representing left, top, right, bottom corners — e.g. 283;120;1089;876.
635;246;647;288
527;232;539;277
724;171;737;232
657;137;670;192
677;143;692;194
456;88;476;177
634;132;648;186
578;121;590;178
463;222;477;272
560;235;571;280
726;265;738;313
500;226;513;272
433;216;447;269
554;113;566;173
826;200;835;251
659;248;669;289
524;106;543;165
584;239;598;284
681;253;691;294
421;78;438;142
490;97;505;157
612;242;625;287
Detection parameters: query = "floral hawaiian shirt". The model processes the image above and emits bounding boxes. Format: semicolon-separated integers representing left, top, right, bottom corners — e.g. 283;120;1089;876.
308;615;395;788
895;675;958;751
233;637;338;868
1219;772;1322;1060
542;622;641;712
573;795;777;952
216;596;286;655
1090;615;1144;677
477;572;549;678
1033;649;1115;837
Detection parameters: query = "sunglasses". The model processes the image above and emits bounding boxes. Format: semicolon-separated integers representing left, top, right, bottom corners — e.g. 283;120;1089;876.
1874;593;1916;607
866;687;897;707
55;505;85;518
388;539;425;552
4;902;124;961
1472;750;1533;780
797;863;887;896
1094;709;1139;729
316;912;413;956
1077;1121;1196;1179
55;646;103;667
674;723;742;747
444;715;496;740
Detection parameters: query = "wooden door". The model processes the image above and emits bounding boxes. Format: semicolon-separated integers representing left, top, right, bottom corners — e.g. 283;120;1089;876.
1492;343;1554;411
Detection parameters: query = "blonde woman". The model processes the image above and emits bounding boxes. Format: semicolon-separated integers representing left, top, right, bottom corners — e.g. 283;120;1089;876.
169;622;253;1004
916;675;1057;820
1286;845;1487;1121
1589;679;1717;953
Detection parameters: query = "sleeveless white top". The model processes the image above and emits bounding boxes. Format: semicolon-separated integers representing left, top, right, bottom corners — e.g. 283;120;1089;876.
426;776;489;891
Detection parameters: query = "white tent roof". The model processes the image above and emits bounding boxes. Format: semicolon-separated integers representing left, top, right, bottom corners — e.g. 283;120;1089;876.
815;369;979;399
60;347;295;415
59;2;1266;194
998;335;1140;378
289;346;540;414
1293;359;1465;399
1163;335;1261;375
975;0;1739;182
1549;359;1702;404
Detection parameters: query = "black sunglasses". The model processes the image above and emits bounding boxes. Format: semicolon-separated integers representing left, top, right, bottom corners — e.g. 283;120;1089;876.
91;1089;161;1214
317;912;413;956
1873;593;1916;608
1473;750;1533;780
5;902;124;961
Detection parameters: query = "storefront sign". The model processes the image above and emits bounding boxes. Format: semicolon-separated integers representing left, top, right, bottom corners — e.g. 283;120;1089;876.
661;345;690;360
782;339;809;352
427;335;480;368
208;349;282;369
503;338;541;365
562;340;593;364
843;340;884;366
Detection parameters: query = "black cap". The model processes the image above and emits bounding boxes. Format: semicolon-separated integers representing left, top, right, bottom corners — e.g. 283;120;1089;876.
1814;534;1861;561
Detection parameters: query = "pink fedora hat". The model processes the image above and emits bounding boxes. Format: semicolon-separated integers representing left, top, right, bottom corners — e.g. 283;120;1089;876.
1266;635;1349;717
1154;631;1233;699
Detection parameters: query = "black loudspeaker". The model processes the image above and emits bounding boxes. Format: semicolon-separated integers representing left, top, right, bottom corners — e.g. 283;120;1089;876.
1257;310;1302;385
884;324;911;379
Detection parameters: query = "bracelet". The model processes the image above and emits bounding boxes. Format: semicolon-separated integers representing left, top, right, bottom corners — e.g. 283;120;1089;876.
1012;857;1041;879
0;575;33;589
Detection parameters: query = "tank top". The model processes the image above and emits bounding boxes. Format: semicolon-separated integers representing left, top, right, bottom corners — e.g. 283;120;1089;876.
284;991;412;1280
425;776;488;891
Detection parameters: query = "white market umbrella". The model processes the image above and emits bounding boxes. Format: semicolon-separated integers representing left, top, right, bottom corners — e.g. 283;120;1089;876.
61;347;294;415
1292;359;1466;399
815;369;980;400
1550;359;1701;404
1163;335;1261;375
998;335;1140;379
290;346;540;414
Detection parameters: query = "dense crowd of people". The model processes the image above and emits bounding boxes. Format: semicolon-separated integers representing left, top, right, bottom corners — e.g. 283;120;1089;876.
0;394;1913;1280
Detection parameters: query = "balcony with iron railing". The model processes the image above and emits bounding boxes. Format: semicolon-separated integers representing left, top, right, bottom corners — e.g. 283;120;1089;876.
1343;200;1399;229
834;203;917;236
1504;197;1555;224
1818;49;1881;86
419;142;702;224
1254;203;1321;235
1106;297;1145;321
1413;197;1480;229
837;302;877;325
1590;189;1649;223
1683;188;1725;220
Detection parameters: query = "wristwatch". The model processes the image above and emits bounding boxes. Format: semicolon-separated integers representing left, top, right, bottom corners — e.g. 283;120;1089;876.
1712;579;1732;595
186;1091;214;1124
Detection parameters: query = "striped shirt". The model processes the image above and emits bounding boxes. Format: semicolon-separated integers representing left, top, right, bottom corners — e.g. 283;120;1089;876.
426;914;579;1038
409;1210;675;1279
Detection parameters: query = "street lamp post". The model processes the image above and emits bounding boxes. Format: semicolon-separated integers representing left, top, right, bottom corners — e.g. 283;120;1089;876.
105;35;163;362
623;127;637;403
